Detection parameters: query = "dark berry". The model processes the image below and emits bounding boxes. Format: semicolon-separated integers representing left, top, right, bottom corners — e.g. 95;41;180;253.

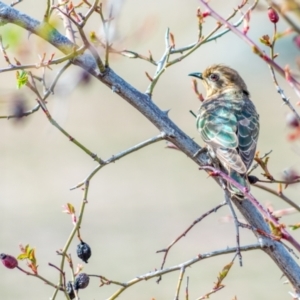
248;175;259;184
66;281;75;300
77;241;91;263
74;273;90;290
0;253;18;269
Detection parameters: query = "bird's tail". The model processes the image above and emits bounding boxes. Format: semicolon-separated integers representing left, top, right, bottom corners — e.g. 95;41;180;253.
227;169;249;199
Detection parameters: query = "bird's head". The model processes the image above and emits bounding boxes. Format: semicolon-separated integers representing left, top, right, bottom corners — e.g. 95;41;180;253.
189;64;249;98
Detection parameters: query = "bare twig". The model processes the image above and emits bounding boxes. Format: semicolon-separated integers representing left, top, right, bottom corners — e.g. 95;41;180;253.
55;0;105;73
145;28;172;96
10;0;22;6
224;191;242;266
248;150;272;174
267;21;300;122
57;0;77;44
156;202;226;272
26;65;105;164
0;46;86;73
107;244;261;300
70;132;167;190
200;0;300;92
253;183;300;212
16;266;64;291
174;267;185;300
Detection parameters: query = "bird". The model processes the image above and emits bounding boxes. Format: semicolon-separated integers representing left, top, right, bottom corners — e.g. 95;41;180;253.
189;65;259;197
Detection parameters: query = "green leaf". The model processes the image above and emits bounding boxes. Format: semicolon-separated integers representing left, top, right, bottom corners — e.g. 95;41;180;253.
16;70;28;89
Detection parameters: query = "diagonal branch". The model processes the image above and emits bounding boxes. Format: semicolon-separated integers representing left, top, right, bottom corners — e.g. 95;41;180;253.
1;1;300;293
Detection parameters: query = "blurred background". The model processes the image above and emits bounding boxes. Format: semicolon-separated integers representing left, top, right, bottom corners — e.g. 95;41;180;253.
1;0;300;299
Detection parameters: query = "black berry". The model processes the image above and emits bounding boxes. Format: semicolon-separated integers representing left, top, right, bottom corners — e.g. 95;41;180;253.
74;273;90;290
77;241;91;263
66;281;75;299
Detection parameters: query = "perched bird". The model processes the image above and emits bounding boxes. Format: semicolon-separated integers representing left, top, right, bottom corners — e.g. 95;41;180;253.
189;65;259;196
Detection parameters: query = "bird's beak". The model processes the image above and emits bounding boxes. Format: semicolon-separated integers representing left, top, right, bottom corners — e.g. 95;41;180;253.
188;72;203;80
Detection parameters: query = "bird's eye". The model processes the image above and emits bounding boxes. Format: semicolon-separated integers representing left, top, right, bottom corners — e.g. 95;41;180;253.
209;73;219;81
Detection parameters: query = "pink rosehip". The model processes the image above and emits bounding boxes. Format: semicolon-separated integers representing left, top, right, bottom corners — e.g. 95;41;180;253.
268;7;279;23
0;253;18;269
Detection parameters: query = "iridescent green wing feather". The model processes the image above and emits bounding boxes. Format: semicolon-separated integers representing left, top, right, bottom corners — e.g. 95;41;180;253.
197;100;247;173
197;102;238;149
236;99;259;169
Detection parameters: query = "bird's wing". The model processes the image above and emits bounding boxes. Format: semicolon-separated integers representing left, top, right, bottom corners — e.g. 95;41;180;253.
197;101;247;174
236;100;259;170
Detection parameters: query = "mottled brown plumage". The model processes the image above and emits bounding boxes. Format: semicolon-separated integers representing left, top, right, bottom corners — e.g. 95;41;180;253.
189;65;259;195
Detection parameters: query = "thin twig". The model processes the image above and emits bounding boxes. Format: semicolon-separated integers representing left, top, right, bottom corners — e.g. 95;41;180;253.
145;28;172;96
156;202;226;273
267;22;300;122
0;46;86;73
10;0;22;6
248;150;272;175
107;244;261;300
224;191;242;266
57;0;77;44
70;132;167;190
174;267;185;300
55;2;105;73
200;0;300;91
16;266;64;291
253;183;300;212
87;275;127;287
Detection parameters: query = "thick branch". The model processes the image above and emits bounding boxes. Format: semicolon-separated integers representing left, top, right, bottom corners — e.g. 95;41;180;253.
1;1;300;293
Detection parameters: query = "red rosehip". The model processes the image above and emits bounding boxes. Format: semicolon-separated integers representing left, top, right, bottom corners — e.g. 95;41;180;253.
268;7;279;23
0;253;18;269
